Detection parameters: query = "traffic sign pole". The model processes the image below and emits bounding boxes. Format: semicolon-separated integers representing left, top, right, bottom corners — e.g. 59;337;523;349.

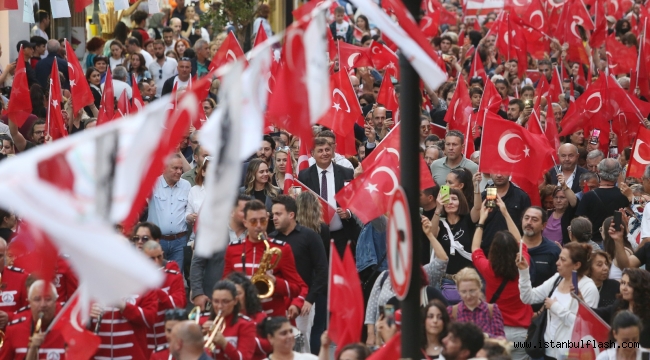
399;0;423;357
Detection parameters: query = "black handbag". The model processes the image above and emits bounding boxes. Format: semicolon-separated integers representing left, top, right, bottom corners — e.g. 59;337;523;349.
524;276;562;358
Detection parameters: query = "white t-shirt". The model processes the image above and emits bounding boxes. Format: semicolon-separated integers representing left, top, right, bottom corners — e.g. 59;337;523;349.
265;352;318;360
109;57;124;71
148;57;178;98
640;204;650;241
335;21;350;39
139;50;154;67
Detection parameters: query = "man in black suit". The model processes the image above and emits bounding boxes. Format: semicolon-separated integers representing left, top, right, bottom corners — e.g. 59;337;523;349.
298;137;360;258
547;143;588;194
34;39;69;90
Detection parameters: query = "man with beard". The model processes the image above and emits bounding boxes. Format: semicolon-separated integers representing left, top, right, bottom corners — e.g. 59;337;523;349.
149;39;178;98
506;99;523;122
240;135;275;186
474;173;530;253
441;322;484;360
8;119;46;152
520;206;561;288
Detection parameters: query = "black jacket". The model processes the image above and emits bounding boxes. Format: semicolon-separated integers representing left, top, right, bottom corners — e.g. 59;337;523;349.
161;75;178;97
329;21;354;43
35;54;69;90
547;166;589;194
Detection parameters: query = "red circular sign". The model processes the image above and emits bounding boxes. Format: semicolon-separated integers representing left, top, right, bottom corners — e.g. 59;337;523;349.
387;187;412;300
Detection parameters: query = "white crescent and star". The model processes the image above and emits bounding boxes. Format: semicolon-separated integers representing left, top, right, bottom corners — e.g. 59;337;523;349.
347;53;360;68
633;138;650;165
371;44;381;55
530;10;545;29
332;88;351;113
285;29;305;70
586;92;603;113
421;17;434;32
369;166;399;196
226;49;238;63
69;302;85;333
571;16;584;39
497;132;529;163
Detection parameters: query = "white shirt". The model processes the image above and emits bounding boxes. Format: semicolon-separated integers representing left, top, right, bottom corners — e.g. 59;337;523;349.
173;77;190;91
109;57;124;71
335;21;350;38
640;204;650;241
164;41;176;53
138;50;154;67
110;79;133;100
317;162;343;231
147;176;192;235
148;57;178;98
308;153;353;169
186;184;206;241
558;166;577;190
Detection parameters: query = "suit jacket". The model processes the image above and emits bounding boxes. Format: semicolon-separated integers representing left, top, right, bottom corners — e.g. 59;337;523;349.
298;163;354;201
547;166;589;194
35;54;69;90
161;75;178;97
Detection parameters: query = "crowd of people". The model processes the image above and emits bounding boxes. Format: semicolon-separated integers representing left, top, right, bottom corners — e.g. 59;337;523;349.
1;0;650;359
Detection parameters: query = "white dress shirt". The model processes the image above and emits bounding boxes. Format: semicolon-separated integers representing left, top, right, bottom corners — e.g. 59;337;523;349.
108;79;132;100
147;176;191;235
186;184;206;241
149;57;178;98
317;163;343;231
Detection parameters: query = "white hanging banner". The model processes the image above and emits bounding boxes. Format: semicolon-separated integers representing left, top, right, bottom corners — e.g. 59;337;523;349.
147;0;159;14
113;0;129;11
51;0;71;18
98;0;107;13
23;0;34;23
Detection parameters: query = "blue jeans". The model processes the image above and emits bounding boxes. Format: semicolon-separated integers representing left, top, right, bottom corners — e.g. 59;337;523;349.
161;234;189;272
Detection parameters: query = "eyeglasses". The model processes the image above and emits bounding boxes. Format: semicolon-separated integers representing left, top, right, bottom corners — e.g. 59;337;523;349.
131;235;150;242
33;130;45;135
158;69;163;79
248;218;268;226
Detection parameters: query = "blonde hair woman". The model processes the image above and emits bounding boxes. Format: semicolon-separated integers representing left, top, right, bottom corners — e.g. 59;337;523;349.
240;158;279;213
272;148;297;192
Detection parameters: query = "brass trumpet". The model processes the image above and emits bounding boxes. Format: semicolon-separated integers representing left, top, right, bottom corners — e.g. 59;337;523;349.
251;234;282;299
188;306;202;325
34;312;43;334
204;310;226;351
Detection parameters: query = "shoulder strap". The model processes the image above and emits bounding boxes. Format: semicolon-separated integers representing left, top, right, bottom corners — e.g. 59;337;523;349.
487;304;494;319
489;278;509;304
451;304;458;320
379;271;390;289
548;276;562;297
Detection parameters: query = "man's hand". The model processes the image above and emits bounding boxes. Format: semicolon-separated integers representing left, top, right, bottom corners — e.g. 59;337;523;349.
337;208;350;220
192;294;210;311
29;333;45;349
300;301;312;316
0;311;8;328
90;303;104;319
365;123;376;143
288;305;300;320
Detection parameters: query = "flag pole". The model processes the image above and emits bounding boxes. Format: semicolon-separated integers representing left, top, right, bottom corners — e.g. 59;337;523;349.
326;239;333;331
399;0;423;358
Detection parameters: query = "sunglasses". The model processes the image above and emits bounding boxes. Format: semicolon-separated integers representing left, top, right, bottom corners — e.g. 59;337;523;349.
131;235;150;242
159;69;163;79
248;218;268;226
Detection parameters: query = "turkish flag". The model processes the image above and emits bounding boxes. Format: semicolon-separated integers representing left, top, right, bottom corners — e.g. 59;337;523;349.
131;74;145;113
544;96;561;153
420;155;436;189
376;73;399;116
65;40;94;113
297;137;310;172
520;0;548;33
423;0;457;25
627;125;650;178
326;25;337;61
549;67;564;104
367;333;401;360
469;49;487;83
479;78;502;118
253;21;268;48
116;90;130;118
512;173;542;206
50;291;101;359
607;35;637;76
567;300;611;360
479;116;555;180
294;179;336;223
590;7;608;48
6;47;33;127
353;25;364;41
338;41;373;69
368;40;399;72
444;75;473;133
503;0;532;12
492;13;527;78
319;71;362;156
637;20;650;100
209;31;246;72
560;76;609;136
420;15;439;38
328;241;364;352
47;61;68;141
10;222;58;292
96;68;115;126
284;155;295;194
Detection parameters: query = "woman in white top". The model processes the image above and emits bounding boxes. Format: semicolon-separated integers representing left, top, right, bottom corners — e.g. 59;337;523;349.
517;242;599;360
108;40;126;71
596;311;646;360
185;157;209;243
260;317;318;360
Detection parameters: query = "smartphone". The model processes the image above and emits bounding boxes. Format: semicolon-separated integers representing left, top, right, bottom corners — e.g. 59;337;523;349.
290;186;302;197
419;207;424;216
378;305;384;317
572;270;578;294
614;210;623;230
550;57;558;63
589;129;601;145
384;304;395;327
386;110;393;119
440;185;450;204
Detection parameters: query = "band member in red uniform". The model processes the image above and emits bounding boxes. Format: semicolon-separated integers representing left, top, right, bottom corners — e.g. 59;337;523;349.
143;240;186;351
149;309;188;360
0;238;28;323
223;200;308;319
0;280;66;360
91;290;158;359
226;272;272;360
200;280;256;360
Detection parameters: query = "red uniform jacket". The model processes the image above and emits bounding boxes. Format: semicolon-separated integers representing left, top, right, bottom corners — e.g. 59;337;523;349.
223;237;308;317
199;313;256;360
0;266;29;315
147;262;186;351
92;290;158;360
149;344;171;360
248;311;272;360
54;255;78;302
0;312;66;360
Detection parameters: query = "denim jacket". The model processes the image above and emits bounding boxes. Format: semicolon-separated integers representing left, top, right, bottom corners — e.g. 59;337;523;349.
356;216;388;273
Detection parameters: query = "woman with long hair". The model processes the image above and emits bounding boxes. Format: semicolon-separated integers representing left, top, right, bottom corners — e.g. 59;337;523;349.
421;300;450;359
199;280;256;359
84;66;102;117
518;242;599;359
568;217;601;251
127;52;151;84
289;137;300;162
226;272;272;360
588;250;619;307
240;158;279;213
544;184;577;245
295;191;330;257
445;168;475;209
427;188;479;275
595;268;650;348
174;39;190;58
258;317;318;360
271;148;295;192
108;40;126;71
596;311;645;360
472;196;530;359
600;216;634;281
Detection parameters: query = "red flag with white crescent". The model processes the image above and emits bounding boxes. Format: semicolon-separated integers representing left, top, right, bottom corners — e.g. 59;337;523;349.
209;31;246;72
65;40;95;114
627;125;650;178
567;298;611;360
49;291;101;359
6;46;33;126
47;60;69;141
131;74;145;113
